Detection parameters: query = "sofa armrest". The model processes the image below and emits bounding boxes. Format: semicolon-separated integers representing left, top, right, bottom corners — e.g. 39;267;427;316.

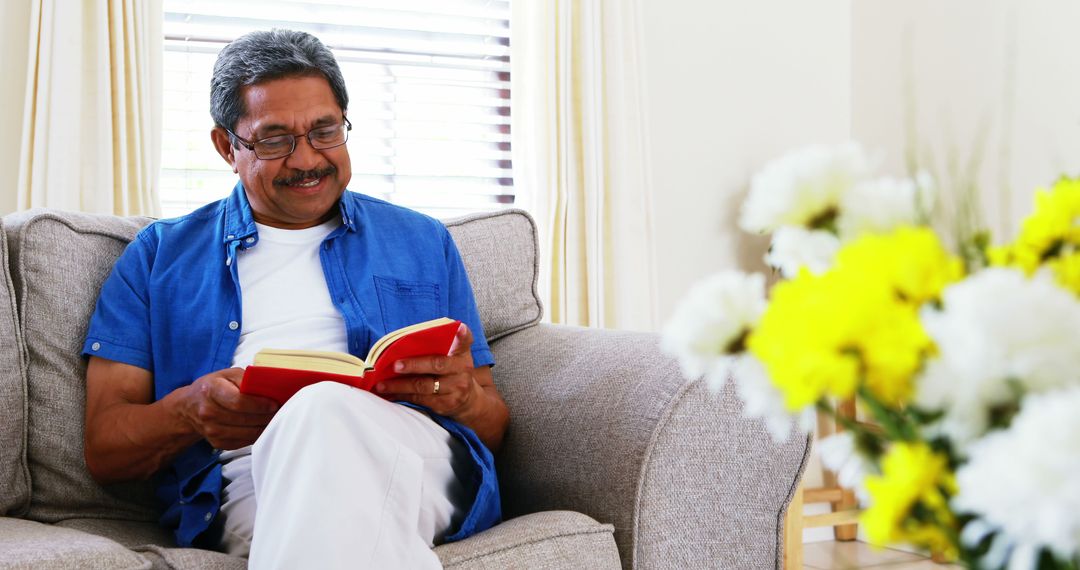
490;324;811;570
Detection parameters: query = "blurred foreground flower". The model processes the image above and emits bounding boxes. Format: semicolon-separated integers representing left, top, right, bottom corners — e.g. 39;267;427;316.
663;142;1080;569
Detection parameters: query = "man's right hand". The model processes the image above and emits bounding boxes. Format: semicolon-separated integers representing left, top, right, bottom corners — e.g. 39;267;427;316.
179;368;279;450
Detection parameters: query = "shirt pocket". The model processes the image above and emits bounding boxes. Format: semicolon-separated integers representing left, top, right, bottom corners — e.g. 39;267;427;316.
373;276;442;332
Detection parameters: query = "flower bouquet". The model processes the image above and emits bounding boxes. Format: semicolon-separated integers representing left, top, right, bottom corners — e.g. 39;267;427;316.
661;143;1080;570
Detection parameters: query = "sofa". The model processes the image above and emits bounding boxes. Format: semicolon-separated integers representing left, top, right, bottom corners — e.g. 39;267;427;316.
0;207;810;569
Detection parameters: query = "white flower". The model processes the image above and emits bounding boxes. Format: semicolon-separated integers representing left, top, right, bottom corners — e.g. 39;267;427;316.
764;226;841;278
915;268;1080;445
729;354;811;442
837;176;922;239
660;271;767;385
953;386;1080;568
817;432;875;502
739;142;876;234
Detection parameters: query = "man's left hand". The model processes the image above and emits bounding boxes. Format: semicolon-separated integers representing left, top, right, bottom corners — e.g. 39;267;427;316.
374;323;483;418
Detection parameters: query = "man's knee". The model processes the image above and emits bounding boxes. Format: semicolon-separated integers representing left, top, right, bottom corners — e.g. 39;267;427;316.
271;382;388;429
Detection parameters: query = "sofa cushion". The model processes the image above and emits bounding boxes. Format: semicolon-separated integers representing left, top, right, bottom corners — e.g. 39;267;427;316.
0;217;30;516
444;209;542;342
3;209;157;523
0;518;151;569
435;511;620;569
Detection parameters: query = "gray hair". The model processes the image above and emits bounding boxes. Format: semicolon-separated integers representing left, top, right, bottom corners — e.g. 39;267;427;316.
210;29;349;133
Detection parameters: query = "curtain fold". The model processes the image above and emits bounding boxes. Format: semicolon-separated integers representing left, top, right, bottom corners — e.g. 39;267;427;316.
511;0;658;331
16;0;162;216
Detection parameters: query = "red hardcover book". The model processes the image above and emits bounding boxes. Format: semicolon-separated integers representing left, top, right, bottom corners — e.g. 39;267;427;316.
239;317;461;405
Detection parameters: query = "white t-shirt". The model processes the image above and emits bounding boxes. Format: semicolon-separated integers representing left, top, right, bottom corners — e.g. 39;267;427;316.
230;218;348;369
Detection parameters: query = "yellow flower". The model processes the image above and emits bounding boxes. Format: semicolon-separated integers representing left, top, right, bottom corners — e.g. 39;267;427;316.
834;226;964;306
1048;252;1080;294
862;443;957;557
747;227;958;409
993;177;1080;293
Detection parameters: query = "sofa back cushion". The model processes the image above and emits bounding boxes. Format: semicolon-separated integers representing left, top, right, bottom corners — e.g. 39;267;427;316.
3;209;158;523
444;209;542;342
0;217;30;516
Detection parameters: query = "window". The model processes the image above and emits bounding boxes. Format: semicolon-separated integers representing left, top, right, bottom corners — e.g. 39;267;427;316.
162;0;512;219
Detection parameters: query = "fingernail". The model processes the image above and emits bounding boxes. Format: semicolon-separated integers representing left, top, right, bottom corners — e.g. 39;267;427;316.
394;361;404;372
375;383;385;393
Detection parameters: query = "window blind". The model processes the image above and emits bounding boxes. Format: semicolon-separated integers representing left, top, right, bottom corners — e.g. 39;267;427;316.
161;0;512;219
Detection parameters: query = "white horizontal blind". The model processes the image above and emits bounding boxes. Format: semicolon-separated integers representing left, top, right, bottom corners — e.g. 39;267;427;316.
161;0;513;219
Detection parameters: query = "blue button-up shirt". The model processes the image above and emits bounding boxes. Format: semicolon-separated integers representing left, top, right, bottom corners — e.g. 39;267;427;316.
83;183;500;547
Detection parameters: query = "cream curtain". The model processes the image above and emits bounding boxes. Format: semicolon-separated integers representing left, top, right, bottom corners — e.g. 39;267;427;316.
16;0;162;216
511;0;658;331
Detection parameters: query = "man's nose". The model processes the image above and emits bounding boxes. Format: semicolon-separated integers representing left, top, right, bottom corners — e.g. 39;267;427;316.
285;136;321;170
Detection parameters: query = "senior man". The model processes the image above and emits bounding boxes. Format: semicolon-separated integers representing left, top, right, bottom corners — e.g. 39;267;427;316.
82;29;508;569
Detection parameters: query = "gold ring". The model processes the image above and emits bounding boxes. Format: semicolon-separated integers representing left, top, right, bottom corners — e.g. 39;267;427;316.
433;380;440;395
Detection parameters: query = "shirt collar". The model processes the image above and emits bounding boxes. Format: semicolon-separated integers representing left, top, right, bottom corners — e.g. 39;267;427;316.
221;182;358;247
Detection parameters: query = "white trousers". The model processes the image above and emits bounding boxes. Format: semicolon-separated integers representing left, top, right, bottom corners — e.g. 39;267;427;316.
213;382;473;569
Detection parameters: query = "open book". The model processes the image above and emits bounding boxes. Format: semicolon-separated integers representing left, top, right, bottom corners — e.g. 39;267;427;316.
238;317;461;404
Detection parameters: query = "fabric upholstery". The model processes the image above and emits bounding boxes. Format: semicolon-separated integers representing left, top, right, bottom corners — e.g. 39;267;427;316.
128;546;248;570
444;209;542;342
0;518;150;569
435;511;620;570
490;324;811;569
0;218;30;517
3;209;157;523
55;519;245;570
54;517;175;549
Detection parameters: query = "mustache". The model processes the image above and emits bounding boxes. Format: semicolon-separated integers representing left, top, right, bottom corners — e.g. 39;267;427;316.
273;165;337;187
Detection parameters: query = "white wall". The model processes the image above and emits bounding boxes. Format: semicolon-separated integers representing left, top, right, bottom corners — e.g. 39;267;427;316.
0;0;30;215
639;0;853;324
852;0;1080;241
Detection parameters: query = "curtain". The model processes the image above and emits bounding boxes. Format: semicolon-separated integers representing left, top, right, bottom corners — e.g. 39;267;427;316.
16;0;162;216
511;0;658;331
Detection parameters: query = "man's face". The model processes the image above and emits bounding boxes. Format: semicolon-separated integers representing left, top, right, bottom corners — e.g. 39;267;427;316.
212;75;352;229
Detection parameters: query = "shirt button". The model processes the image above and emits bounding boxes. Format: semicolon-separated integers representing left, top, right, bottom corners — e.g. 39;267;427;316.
245;237;255;244
204;512;213;522
91;342;101;351
228;321;239;330
227;234;235;239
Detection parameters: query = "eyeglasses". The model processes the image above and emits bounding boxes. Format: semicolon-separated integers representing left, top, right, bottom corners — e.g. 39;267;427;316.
225;117;352;160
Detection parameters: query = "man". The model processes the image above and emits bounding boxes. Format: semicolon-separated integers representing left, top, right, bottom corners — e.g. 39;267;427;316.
82;29;508;569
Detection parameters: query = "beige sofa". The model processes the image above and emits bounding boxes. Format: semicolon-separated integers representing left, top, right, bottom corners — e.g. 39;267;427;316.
0;207;809;569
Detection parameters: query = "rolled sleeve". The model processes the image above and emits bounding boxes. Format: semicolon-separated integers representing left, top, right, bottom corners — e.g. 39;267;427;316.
82;233;155;371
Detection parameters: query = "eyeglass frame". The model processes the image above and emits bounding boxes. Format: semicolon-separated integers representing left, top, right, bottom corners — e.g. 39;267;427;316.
224;116;353;160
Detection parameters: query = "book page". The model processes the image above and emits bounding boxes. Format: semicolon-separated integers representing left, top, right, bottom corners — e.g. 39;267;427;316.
254;349;367;376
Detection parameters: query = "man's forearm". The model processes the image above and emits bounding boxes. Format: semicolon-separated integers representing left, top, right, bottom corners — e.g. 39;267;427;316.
85;386;201;484
454;385;510;453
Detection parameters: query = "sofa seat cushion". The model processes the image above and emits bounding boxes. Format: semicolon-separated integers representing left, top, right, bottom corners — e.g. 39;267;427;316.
434;511;620;569
0;518;150;569
0;218;29;517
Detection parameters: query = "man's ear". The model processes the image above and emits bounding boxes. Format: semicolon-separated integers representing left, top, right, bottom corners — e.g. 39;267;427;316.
211;127;239;173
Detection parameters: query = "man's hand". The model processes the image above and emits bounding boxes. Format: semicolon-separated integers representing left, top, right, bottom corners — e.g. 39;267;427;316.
84;358;278;484
373;323;509;451
177;368;279;450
